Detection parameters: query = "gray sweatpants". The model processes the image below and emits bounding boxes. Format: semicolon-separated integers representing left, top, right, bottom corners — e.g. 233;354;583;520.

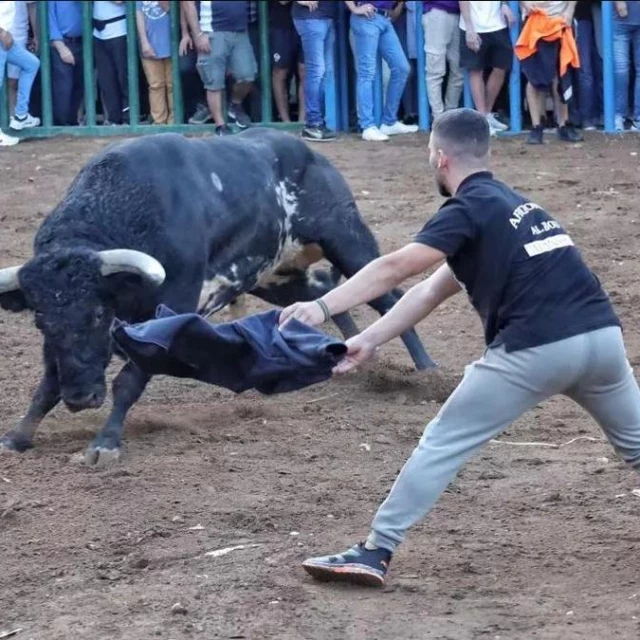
367;326;640;552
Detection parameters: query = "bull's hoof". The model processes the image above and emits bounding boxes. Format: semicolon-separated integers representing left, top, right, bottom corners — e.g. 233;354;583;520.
84;445;122;467
0;432;34;453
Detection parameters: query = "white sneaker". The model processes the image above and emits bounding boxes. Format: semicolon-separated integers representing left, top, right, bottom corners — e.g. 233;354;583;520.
0;130;20;146
10;113;40;130
379;121;418;136
615;115;625;131
486;113;508;131
362;126;389;141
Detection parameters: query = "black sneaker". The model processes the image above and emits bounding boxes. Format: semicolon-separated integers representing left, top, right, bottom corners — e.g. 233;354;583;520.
301;125;337;142
557;124;584;142
527;124;544;145
302;542;391;587
227;102;251;129
215;124;232;136
189;102;212;125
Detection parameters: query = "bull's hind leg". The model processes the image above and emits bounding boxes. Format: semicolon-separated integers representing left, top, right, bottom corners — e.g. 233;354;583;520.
0;358;61;453
250;267;360;340
319;218;437;370
84;361;150;466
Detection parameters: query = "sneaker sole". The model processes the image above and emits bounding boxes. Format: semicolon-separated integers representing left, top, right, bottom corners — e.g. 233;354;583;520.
302;135;335;142
227;115;249;130
302;562;385;587
10;121;39;131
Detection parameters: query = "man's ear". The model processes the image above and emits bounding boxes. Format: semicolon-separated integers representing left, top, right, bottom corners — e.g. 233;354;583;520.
0;290;31;313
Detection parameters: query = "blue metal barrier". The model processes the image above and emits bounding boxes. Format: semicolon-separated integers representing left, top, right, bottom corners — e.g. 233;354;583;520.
415;5;430;130
508;0;522;133
601;0;615;132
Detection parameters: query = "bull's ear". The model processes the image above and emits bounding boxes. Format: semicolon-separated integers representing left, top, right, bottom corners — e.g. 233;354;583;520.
0;290;30;313
103;272;157;310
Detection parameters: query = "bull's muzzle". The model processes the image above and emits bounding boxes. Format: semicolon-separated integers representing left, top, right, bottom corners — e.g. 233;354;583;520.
63;389;106;412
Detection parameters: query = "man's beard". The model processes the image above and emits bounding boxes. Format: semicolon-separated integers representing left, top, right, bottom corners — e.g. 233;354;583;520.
436;176;451;198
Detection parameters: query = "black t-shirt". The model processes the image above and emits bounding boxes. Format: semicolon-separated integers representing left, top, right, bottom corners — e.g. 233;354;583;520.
414;171;621;352
270;1;294;29
291;0;337;20
575;0;600;21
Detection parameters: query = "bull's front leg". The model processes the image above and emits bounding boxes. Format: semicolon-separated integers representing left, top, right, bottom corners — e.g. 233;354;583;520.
0;359;61;453
84;361;150;467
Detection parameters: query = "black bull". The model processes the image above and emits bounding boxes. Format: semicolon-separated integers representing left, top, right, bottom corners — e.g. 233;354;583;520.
0;128;436;466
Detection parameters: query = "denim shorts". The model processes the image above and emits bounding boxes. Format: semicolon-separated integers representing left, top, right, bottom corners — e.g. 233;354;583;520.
197;31;257;91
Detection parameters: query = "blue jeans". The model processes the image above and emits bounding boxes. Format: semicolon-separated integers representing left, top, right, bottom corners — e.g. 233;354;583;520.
293;18;335;128
613;20;640;121
350;13;410;129
0;42;40;117
575;18;602;126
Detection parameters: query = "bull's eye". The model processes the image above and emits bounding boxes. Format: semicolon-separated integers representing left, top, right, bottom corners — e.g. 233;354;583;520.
93;307;105;326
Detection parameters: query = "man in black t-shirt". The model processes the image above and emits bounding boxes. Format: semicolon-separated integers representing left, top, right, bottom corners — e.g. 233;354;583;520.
279;108;640;588
270;1;305;123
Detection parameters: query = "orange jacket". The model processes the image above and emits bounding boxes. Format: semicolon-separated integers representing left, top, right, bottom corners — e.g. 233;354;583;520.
514;9;580;77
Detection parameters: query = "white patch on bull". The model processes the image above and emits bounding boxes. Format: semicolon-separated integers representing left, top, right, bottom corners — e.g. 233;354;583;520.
254;180;319;288
274;180;298;234
198;273;241;314
230;263;239;279
210;172;223;192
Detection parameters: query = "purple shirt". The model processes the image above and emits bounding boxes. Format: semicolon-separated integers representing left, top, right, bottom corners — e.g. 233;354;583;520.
423;1;460;14
358;1;396;10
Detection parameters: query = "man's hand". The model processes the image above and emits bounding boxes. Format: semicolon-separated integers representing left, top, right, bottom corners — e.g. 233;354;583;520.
332;335;377;375
195;32;211;53
141;41;156;58
615;1;628;18
179;34;193;55
56;42;75;65
501;3;516;26
279;300;326;328
0;28;14;51
353;3;376;18
390;3;404;21
297;0;318;10
465;29;481;52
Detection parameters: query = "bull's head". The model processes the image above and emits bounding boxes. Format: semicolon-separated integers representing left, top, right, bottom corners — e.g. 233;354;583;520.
0;248;165;412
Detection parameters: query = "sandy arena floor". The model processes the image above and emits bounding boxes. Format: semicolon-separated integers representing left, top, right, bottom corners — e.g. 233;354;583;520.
1;131;639;639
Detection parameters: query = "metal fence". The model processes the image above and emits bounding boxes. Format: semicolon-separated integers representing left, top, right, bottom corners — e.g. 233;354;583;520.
0;1;624;139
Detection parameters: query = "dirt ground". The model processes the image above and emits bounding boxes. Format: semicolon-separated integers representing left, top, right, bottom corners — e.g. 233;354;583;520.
1;130;640;640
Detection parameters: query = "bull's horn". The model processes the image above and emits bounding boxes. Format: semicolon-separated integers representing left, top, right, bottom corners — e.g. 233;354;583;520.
0;265;22;294
98;249;166;286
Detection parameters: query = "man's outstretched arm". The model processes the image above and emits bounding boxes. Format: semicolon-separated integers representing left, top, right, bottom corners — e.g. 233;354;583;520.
333;262;461;374
279;242;446;327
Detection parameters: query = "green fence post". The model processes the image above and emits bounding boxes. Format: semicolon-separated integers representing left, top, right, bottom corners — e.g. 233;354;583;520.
258;0;272;124
0;69;7;130
82;2;96;127
170;0;184;124
126;1;140;126
37;1;53;129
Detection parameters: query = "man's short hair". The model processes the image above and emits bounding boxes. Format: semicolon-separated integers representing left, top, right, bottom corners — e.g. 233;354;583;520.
431;108;490;162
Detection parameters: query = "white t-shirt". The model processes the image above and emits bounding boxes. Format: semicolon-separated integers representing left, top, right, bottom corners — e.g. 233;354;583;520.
11;1;34;44
0;1;16;32
459;1;507;33
93;0;127;40
525;1;569;17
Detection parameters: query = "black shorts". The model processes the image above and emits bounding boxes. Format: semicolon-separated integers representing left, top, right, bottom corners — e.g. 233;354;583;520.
270;27;303;69
459;27;512;72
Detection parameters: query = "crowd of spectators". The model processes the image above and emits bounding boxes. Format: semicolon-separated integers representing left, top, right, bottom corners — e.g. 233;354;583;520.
0;0;638;147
